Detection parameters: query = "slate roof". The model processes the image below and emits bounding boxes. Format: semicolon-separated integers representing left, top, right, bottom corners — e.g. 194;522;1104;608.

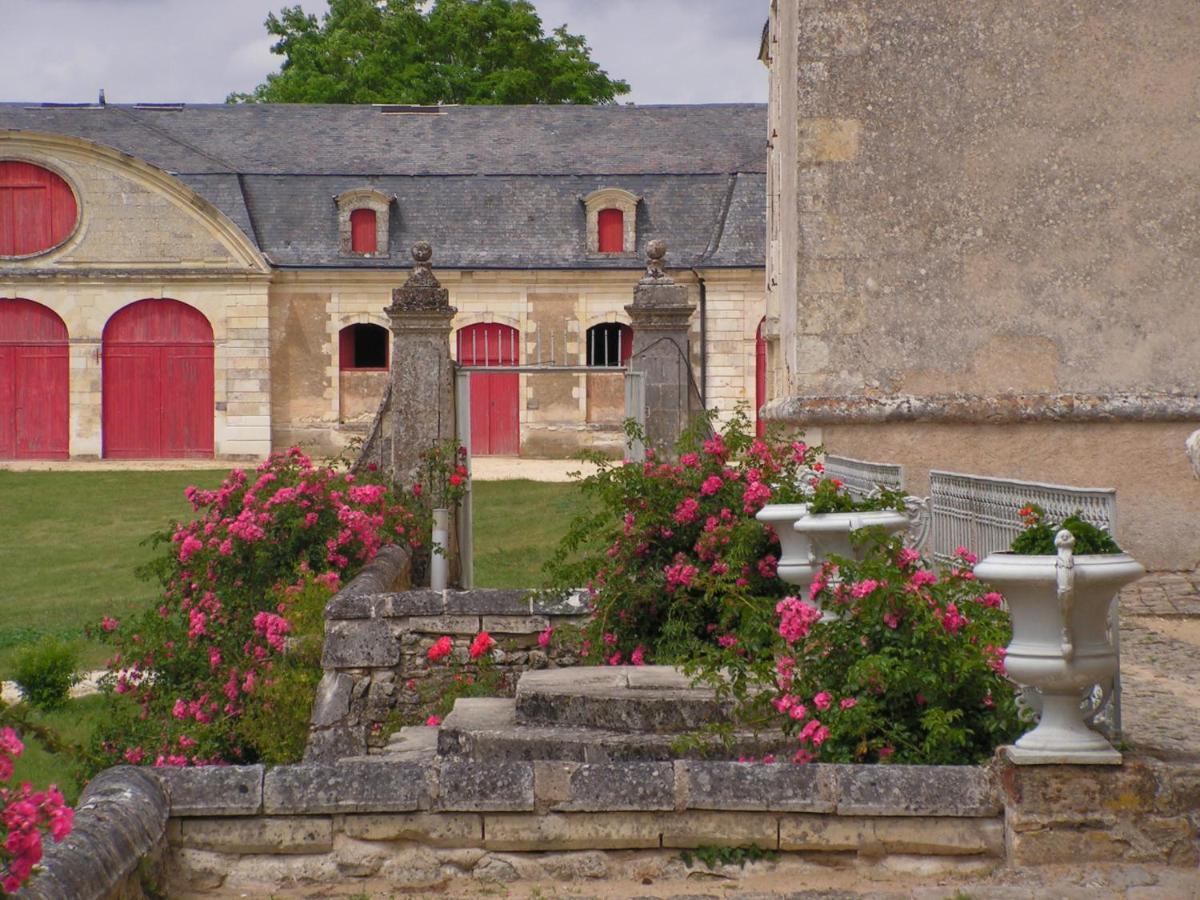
0;103;766;270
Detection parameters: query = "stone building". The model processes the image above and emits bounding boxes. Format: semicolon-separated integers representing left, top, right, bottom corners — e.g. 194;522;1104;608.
760;1;1200;569
0;103;766;461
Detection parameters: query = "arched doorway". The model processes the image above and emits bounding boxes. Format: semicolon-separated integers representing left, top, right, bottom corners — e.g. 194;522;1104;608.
755;317;767;437
457;323;519;456
103;299;214;458
0;298;69;459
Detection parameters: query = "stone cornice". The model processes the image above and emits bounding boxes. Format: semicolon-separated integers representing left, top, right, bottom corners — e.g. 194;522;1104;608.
763;392;1200;425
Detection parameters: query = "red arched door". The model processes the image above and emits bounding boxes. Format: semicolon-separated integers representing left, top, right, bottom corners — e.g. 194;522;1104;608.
103;299;214;458
458;323;519;456
755;317;767;437
0;298;69;459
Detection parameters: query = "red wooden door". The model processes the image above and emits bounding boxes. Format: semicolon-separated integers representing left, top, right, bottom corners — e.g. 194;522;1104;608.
0;298;69;459
457;323;519;456
755;317;767;437
103;299;214;459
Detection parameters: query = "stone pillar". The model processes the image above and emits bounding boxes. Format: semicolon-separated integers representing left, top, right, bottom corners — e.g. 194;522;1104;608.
625;240;697;452
384;242;457;485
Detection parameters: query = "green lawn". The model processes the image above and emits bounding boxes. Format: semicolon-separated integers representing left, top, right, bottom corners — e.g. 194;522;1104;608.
0;470;581;678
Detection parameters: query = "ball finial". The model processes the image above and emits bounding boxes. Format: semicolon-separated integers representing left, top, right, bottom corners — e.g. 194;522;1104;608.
647;239;667;262
412;241;433;264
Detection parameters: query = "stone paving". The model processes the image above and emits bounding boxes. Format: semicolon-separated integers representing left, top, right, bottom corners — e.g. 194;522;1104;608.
1117;572;1200;762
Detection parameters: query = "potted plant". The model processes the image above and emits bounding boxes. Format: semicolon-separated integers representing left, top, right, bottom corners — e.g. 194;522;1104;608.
760;473;909;618
974;504;1143;764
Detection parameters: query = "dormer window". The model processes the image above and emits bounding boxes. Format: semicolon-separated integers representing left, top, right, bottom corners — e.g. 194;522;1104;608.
583;188;639;257
335;188;393;258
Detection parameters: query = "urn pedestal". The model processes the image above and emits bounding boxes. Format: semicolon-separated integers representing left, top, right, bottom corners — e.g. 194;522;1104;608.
975;531;1143;765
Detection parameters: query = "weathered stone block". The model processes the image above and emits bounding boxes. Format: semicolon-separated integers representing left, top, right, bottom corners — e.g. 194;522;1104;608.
407;615;481;635
836;765;999;817
530;592;589;617
264;761;431;814
437;762;534;811
447;589;531;615
383;590;446;617
798;118;862;163
482;813;662;851
779;815;1003;856
324;590;377;620
321;619;399;667
176;816;332;854
660;811;779;849
679;761;836;813
550;763;675;812
482;614;551;635
997;755;1159;817
304;726;367;763
310;672;354;727
342;812;482;846
159;765;263;816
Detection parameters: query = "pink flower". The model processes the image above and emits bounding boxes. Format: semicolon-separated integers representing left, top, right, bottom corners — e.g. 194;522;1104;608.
607;651;622;666
123;747;145;765
537;627;553;648
907;569;937;589
680;452;700;468
672;497;701;525
850;579;879;599
427;635;454;662
940;602;968;636
425;715;442;727
100;616;119;632
776;596;822;644
883;611;901;629
717;634;739;649
171;699;187;720
953;546;979;565
700;475;724;496
469;631;495;660
896;547;921;568
630;645;646;666
980;591;1004;608
756;555;778;579
813;691;832;711
839;697;857;710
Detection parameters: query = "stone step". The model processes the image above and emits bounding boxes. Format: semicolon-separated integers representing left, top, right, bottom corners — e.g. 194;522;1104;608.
438;697;789;763
514;666;733;734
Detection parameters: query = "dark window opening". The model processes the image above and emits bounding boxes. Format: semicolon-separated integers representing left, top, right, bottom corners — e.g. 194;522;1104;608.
586;322;632;367
339;323;388;370
597;208;624;253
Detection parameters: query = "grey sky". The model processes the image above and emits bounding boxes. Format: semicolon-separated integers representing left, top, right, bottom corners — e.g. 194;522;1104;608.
0;0;767;105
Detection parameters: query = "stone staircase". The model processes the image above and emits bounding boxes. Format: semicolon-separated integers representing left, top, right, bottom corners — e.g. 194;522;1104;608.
383;666;791;763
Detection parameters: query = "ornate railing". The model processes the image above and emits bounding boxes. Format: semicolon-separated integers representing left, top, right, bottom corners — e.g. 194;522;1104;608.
824;454;904;500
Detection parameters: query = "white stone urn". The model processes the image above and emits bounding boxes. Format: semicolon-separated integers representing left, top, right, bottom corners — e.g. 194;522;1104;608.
793;508;910;619
974;530;1144;765
755;503;818;590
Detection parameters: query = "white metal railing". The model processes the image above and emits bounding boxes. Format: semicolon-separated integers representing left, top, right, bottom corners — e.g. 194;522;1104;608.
928;470;1117;564
824;454;904;500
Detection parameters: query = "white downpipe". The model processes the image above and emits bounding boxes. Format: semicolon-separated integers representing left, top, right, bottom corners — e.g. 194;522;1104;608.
431;507;450;591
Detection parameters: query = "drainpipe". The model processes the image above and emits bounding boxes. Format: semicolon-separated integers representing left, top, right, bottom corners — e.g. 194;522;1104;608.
690;267;708;407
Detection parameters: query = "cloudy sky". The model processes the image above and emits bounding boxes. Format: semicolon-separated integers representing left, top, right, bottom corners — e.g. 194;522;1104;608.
0;0;767;106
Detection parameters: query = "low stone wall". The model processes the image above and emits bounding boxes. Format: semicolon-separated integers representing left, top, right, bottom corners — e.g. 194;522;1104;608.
19;767;168;900
157;758;1007;894
309;580;589;761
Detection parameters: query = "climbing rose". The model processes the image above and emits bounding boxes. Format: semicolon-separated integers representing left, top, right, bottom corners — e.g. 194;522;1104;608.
469;631;495;660
427;635;453;662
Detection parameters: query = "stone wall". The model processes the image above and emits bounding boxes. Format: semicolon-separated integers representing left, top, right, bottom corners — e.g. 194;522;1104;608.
764;0;1200;569
309;547;589;761
156;759;1007;894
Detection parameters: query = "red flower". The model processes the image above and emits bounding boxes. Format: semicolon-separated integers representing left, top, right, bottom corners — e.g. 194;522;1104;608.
469;631;495;660
427;635;453;662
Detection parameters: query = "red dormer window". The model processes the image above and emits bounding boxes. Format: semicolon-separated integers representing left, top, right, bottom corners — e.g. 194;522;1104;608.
350;208;377;254
0;161;78;258
597;208;624;253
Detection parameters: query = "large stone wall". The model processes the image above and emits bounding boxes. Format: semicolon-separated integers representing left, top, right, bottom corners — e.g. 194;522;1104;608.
764;0;1200;568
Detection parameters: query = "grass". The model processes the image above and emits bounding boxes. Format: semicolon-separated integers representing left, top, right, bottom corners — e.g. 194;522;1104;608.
6;694;111;803
471;479;581;587
0;469;228;676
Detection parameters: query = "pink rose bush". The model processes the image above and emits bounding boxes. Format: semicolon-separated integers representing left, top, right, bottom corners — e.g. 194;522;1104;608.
711;534;1023;765
0;727;73;894
85;449;419;772
542;411;821;664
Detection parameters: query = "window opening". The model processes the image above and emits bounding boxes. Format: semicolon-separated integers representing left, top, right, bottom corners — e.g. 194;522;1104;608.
339;323;389;370
586;322;632;367
597;208;624;253
350;208;377;254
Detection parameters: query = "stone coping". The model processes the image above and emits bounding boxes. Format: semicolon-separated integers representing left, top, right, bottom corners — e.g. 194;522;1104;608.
156;758;1000;819
326;586;589;621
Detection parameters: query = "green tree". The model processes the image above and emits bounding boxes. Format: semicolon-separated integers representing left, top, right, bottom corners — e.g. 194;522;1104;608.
229;0;630;105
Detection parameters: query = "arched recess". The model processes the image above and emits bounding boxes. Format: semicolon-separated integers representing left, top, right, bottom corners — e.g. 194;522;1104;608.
755;317;767;437
0;298;69;459
103;299;214;458
338;322;390;424
457;322;519;456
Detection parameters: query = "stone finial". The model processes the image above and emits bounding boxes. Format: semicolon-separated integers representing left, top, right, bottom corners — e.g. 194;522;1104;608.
641;240;671;283
388;241;452;314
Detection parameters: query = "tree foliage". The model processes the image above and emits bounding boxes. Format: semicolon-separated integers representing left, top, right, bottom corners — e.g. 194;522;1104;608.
229;0;630;105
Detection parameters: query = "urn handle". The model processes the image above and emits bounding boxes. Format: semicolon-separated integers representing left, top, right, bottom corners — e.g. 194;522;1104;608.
1055;529;1076;661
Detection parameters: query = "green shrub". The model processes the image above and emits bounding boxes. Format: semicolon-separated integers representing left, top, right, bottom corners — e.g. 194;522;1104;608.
1011;504;1121;555
12;637;81;710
